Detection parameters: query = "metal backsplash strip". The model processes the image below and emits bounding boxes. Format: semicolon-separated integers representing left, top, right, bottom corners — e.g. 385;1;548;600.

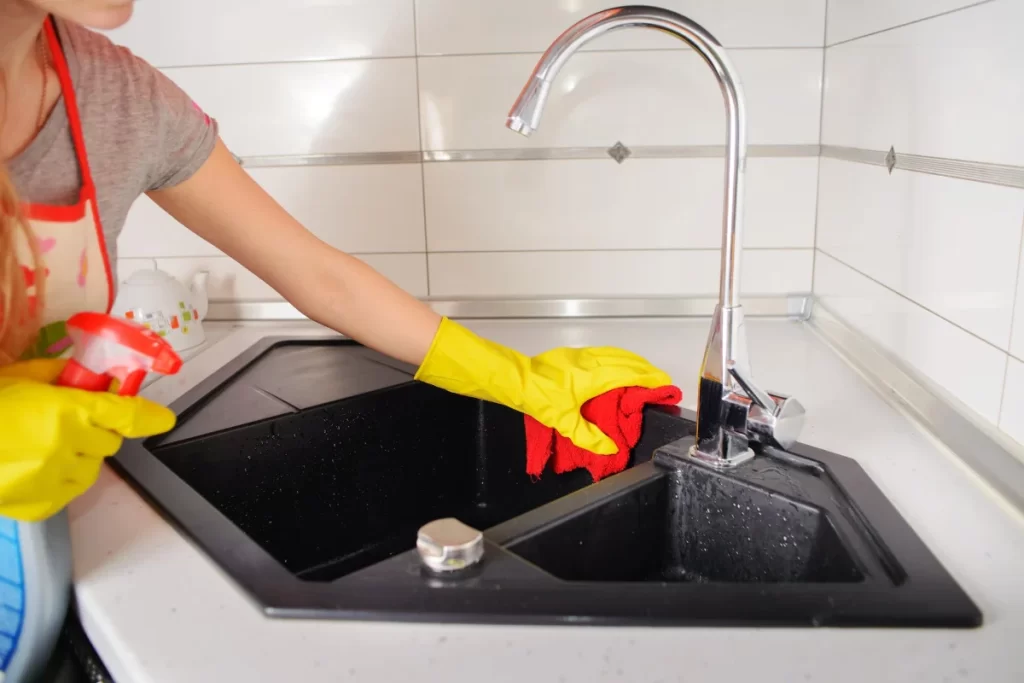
238;144;821;168
205;294;813;322
809;303;1024;513
822;145;1024;189
236;145;1024;190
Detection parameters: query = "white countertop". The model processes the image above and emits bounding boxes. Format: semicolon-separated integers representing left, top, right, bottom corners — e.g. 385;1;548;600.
69;318;1024;683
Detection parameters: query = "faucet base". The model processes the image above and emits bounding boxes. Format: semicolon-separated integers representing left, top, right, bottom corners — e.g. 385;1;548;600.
686;443;754;469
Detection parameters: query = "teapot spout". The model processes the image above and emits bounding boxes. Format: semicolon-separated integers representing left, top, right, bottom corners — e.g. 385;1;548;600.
190;270;210;320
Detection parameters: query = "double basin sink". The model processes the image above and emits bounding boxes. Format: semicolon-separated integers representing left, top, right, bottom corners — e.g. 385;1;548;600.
116;338;981;627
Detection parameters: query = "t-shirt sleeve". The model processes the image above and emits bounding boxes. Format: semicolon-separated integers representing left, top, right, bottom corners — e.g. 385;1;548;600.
140;67;220;192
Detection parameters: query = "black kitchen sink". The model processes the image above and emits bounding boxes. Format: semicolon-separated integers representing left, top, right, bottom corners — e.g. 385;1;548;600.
116;338;981;627
150;383;675;581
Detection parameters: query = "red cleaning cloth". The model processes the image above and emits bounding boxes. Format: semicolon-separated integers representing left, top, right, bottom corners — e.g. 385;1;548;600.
525;385;682;482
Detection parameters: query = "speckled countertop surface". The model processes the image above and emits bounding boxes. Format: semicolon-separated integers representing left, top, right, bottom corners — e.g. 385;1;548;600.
69;318;1024;683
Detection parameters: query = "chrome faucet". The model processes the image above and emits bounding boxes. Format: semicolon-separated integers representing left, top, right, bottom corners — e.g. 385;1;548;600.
506;5;805;467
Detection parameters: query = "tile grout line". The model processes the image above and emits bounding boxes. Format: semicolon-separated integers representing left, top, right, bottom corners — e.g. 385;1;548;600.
414;45;826;59
1003;212;1024;394
416;247;816;255
410;0;432;297
1008;211;1024;351
810;0;829;298
825;0;998;47
121;247;815;259
998;355;1011;428
818;248;1016;358
155;46;824;71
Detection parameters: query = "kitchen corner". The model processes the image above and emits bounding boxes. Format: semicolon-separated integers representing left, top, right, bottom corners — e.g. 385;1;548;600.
50;0;1023;678
69;317;1024;683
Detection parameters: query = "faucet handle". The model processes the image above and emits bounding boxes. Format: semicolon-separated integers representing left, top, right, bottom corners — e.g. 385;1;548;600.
728;366;805;450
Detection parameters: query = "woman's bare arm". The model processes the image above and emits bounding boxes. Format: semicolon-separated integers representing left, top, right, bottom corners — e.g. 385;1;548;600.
147;139;442;366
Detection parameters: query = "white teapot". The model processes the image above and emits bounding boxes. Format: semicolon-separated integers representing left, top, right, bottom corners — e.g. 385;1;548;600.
111;265;210;351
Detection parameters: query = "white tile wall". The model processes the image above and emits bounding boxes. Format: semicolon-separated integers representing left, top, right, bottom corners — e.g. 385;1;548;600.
817;158;1024;348
425;157;817;252
825;0;985;45
415;0;826;54
419;49;823;149
814;253;1007;424
430;249;812;298
1002;359;1024;445
164;60;421;157
118;197;218;260
816;0;1024;447
245;165;425;253
108;2;825;318
106;0;416;66
821;0;1024;165
119;165;425;258
1013;236;1024;361
118;254;428;301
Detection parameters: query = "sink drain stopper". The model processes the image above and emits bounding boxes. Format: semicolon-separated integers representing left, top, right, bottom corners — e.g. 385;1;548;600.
417;518;484;573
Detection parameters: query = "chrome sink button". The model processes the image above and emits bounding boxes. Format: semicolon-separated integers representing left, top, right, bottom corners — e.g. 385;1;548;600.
417;518;484;573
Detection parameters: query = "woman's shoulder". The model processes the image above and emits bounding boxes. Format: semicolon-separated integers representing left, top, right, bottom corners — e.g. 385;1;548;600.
56;18;169;108
53;17;217;193
50;18;218;201
57;18;146;81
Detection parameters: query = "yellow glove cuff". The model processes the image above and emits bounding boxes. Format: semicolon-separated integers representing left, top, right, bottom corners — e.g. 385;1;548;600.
414;317;530;409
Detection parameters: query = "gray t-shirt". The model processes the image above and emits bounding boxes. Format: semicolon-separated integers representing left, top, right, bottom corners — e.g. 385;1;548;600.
9;18;218;267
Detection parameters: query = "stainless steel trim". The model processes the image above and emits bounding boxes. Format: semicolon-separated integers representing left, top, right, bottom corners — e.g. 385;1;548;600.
204;294;813;322
238;151;422;168
821;145;887;167
423;144;819;163
237;144;821;168
822;145;1024;189
607;141;632;163
809;303;1024;513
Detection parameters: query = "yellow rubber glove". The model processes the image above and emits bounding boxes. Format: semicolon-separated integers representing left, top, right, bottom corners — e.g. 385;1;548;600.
0;359;177;522
415;318;672;455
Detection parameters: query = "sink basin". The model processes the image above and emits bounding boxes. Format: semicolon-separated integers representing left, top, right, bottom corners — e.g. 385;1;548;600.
506;452;863;583
154;384;601;581
141;340;693;582
115;337;981;627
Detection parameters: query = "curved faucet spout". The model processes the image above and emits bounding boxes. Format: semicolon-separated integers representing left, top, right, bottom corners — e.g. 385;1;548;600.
505;6;803;467
506;5;748;310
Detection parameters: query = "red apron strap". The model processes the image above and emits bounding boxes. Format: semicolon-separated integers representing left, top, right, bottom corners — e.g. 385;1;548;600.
43;17;95;193
42;16;115;312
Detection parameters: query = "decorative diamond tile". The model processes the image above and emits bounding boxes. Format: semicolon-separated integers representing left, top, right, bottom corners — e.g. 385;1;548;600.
885;146;896;174
607;141;632;164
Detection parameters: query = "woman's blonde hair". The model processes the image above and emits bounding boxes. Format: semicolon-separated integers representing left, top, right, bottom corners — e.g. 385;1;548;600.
0;72;45;366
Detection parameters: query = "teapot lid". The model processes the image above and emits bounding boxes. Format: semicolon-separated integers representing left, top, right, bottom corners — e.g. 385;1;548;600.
122;267;180;287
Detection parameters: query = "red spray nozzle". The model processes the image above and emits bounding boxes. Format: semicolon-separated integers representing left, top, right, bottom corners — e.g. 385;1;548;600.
56;312;183;396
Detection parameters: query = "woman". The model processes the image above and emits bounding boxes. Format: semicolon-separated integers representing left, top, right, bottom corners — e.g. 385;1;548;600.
0;0;670;678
